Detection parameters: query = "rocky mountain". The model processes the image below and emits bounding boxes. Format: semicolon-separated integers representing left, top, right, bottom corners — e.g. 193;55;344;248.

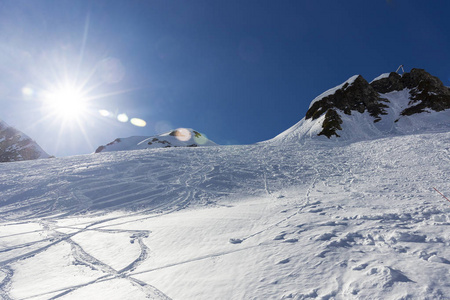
0;120;50;163
95;128;217;153
269;68;450;144
370;69;450;115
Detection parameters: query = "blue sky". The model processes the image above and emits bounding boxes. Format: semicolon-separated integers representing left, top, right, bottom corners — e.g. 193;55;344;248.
1;0;450;156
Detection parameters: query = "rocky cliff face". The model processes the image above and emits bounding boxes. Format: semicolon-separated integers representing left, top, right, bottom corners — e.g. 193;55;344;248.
0;120;50;162
305;75;389;138
370;68;450;116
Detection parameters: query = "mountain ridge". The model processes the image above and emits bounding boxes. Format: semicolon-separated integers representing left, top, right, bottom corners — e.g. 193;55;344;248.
95;128;217;153
0;120;50;163
268;68;450;144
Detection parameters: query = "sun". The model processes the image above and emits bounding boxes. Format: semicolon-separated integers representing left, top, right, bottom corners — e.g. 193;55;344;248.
43;85;88;120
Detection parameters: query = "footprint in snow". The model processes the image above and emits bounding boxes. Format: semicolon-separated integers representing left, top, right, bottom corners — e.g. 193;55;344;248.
388;231;427;243
129;231;150;243
428;255;450;264
320;221;348;227
274;233;286;240
283;238;298;243
367;266;414;288
316;232;336;241
229;238;243;244
392;245;408;253
352;263;368;270
277;258;290;264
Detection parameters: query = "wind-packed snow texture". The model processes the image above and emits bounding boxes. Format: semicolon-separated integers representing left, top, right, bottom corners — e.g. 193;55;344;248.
0;130;449;299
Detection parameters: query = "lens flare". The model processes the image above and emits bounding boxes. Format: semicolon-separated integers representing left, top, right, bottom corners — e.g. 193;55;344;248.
172;128;191;142
22;86;34;97
130;118;146;127
98;109;111;117
193;132;208;145
99;110;147;127
117;113;129;122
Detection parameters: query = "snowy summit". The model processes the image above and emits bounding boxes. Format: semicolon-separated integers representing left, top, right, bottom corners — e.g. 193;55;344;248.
270;68;450;144
95;128;217;153
0;68;449;299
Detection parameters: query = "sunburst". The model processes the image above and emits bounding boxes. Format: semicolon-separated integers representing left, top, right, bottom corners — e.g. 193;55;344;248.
42;84;89;120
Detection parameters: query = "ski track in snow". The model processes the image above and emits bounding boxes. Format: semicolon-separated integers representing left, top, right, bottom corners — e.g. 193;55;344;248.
0;215;170;299
0;132;449;299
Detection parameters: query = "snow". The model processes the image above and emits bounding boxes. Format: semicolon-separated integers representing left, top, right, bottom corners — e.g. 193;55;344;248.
370;72;391;83
96;136;149;152
8;242;105;299
70;230;142;272
378;89;450;135
96;128;217;153
0;129;449;299
269;86;450;146
308;75;359;109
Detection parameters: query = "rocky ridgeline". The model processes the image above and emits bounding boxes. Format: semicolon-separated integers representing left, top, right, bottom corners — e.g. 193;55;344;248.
0;121;50;163
370;69;450;116
305;68;450;138
306;75;389;138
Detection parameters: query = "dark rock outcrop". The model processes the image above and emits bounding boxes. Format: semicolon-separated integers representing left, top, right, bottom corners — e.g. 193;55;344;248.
305;75;389;138
303;68;449;139
370;72;404;93
370;68;450;116
271;68;450;144
94;145;105;153
401;69;450;115
317;109;343;138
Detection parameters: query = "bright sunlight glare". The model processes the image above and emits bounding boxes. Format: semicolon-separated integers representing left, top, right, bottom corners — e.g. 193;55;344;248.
44;86;88;119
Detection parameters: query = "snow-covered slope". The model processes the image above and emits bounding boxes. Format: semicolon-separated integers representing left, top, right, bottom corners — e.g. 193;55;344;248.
269;68;450;145
0;119;50;162
95;128;217;153
0;69;449;299
0;131;449;299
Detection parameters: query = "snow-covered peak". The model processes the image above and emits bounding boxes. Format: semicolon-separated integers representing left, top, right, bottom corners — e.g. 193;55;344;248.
308;75;359;109
369;72;391;83
268;68;450;145
95;128;217;153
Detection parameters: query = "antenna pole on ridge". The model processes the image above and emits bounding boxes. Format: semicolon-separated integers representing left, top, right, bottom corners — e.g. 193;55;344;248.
396;65;405;74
